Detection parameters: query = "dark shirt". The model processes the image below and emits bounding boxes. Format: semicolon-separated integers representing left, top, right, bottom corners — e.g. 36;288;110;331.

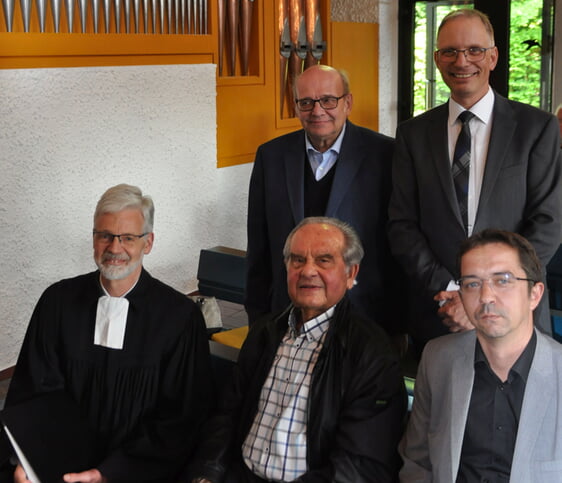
456;332;537;483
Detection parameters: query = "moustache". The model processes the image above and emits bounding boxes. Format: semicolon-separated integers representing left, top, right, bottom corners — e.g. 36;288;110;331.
102;253;130;263
476;303;505;318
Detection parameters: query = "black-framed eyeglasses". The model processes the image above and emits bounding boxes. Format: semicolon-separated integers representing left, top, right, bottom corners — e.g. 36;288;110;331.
93;230;148;246
295;95;347;112
436;46;495;62
456;272;536;294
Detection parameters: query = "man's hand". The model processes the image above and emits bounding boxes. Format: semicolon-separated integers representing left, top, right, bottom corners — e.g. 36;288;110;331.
14;464;31;483
13;462;106;483
63;468;107;483
434;290;474;332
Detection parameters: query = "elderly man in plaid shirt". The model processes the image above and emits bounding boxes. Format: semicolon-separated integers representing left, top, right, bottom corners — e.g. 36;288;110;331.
187;217;407;483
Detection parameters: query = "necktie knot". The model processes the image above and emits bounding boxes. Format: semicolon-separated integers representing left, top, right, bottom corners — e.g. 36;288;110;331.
458;110;475;124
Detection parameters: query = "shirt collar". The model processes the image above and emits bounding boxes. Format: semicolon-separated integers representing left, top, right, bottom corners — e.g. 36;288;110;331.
305;122;346;155
288;305;335;342
448;86;494;126
99;273;140;298
474;330;537;384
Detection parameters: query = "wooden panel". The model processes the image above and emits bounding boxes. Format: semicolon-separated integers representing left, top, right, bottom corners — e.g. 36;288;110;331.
0;32;215;67
0;34;215;63
215;0;278;167
216;0;332;168
0;366;14;380
0;53;213;68
330;21;379;131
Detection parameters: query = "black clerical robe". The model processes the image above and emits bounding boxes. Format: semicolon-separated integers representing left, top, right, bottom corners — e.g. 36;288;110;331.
3;268;212;482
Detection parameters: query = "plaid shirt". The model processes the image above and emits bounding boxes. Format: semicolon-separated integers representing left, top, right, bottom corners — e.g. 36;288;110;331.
241;307;333;481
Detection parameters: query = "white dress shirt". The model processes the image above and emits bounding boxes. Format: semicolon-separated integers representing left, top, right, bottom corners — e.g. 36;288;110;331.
447;87;495;236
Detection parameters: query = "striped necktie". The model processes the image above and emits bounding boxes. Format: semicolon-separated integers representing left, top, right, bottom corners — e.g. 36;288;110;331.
452;110;475;233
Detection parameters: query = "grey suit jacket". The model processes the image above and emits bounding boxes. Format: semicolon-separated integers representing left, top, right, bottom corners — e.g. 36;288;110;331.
400;329;562;482
245;120;404;334
388;93;562;344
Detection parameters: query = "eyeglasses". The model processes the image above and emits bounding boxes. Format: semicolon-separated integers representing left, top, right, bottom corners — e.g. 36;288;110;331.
456;272;536;294
295;95;347;112
93;230;148;246
436;46;495;62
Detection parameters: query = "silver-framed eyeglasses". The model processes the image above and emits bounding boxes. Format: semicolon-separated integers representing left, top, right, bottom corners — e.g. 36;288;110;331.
295;94;347;112
436;46;495;62
93;230;148;246
456;272;536;294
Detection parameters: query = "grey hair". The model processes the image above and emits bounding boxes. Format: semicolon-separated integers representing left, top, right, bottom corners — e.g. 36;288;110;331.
94;184;154;233
283;216;364;270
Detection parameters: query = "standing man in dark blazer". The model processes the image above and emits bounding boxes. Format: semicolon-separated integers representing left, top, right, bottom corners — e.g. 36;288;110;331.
245;64;402;338
388;8;562;353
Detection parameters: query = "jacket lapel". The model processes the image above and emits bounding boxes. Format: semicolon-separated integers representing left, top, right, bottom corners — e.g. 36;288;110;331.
325;121;362;216
284;131;306;223
429;104;465;227
474;94;516;229
446;334;476;481
510;331;553;482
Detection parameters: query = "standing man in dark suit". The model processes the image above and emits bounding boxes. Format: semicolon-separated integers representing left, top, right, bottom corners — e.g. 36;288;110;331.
388;8;562;353
246;64;402;337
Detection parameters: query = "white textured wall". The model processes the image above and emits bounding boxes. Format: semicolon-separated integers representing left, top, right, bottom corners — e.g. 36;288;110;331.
378;0;398;137
0;64;252;370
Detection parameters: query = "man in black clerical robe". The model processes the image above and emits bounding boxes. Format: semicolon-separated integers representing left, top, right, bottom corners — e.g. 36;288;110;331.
0;184;212;483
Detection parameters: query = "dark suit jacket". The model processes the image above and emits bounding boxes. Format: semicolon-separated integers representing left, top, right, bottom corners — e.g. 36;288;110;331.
245;120;403;334
388;93;562;346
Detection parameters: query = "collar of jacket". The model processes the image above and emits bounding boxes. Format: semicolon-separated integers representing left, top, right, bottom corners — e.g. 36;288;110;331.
272;294;353;349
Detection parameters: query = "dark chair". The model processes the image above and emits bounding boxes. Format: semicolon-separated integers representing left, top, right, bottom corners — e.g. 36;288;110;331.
197;246;246;304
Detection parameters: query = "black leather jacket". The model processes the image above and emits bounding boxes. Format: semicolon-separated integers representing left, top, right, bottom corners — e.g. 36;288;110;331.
188;297;407;482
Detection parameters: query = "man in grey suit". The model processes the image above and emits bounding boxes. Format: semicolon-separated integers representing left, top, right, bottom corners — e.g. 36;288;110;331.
246;64;403;338
388;8;562;352
400;228;562;482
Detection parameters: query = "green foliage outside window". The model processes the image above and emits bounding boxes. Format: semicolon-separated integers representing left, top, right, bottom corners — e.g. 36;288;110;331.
509;2;543;105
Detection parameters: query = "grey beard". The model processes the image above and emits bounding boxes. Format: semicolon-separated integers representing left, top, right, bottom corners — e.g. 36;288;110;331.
96;255;143;281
